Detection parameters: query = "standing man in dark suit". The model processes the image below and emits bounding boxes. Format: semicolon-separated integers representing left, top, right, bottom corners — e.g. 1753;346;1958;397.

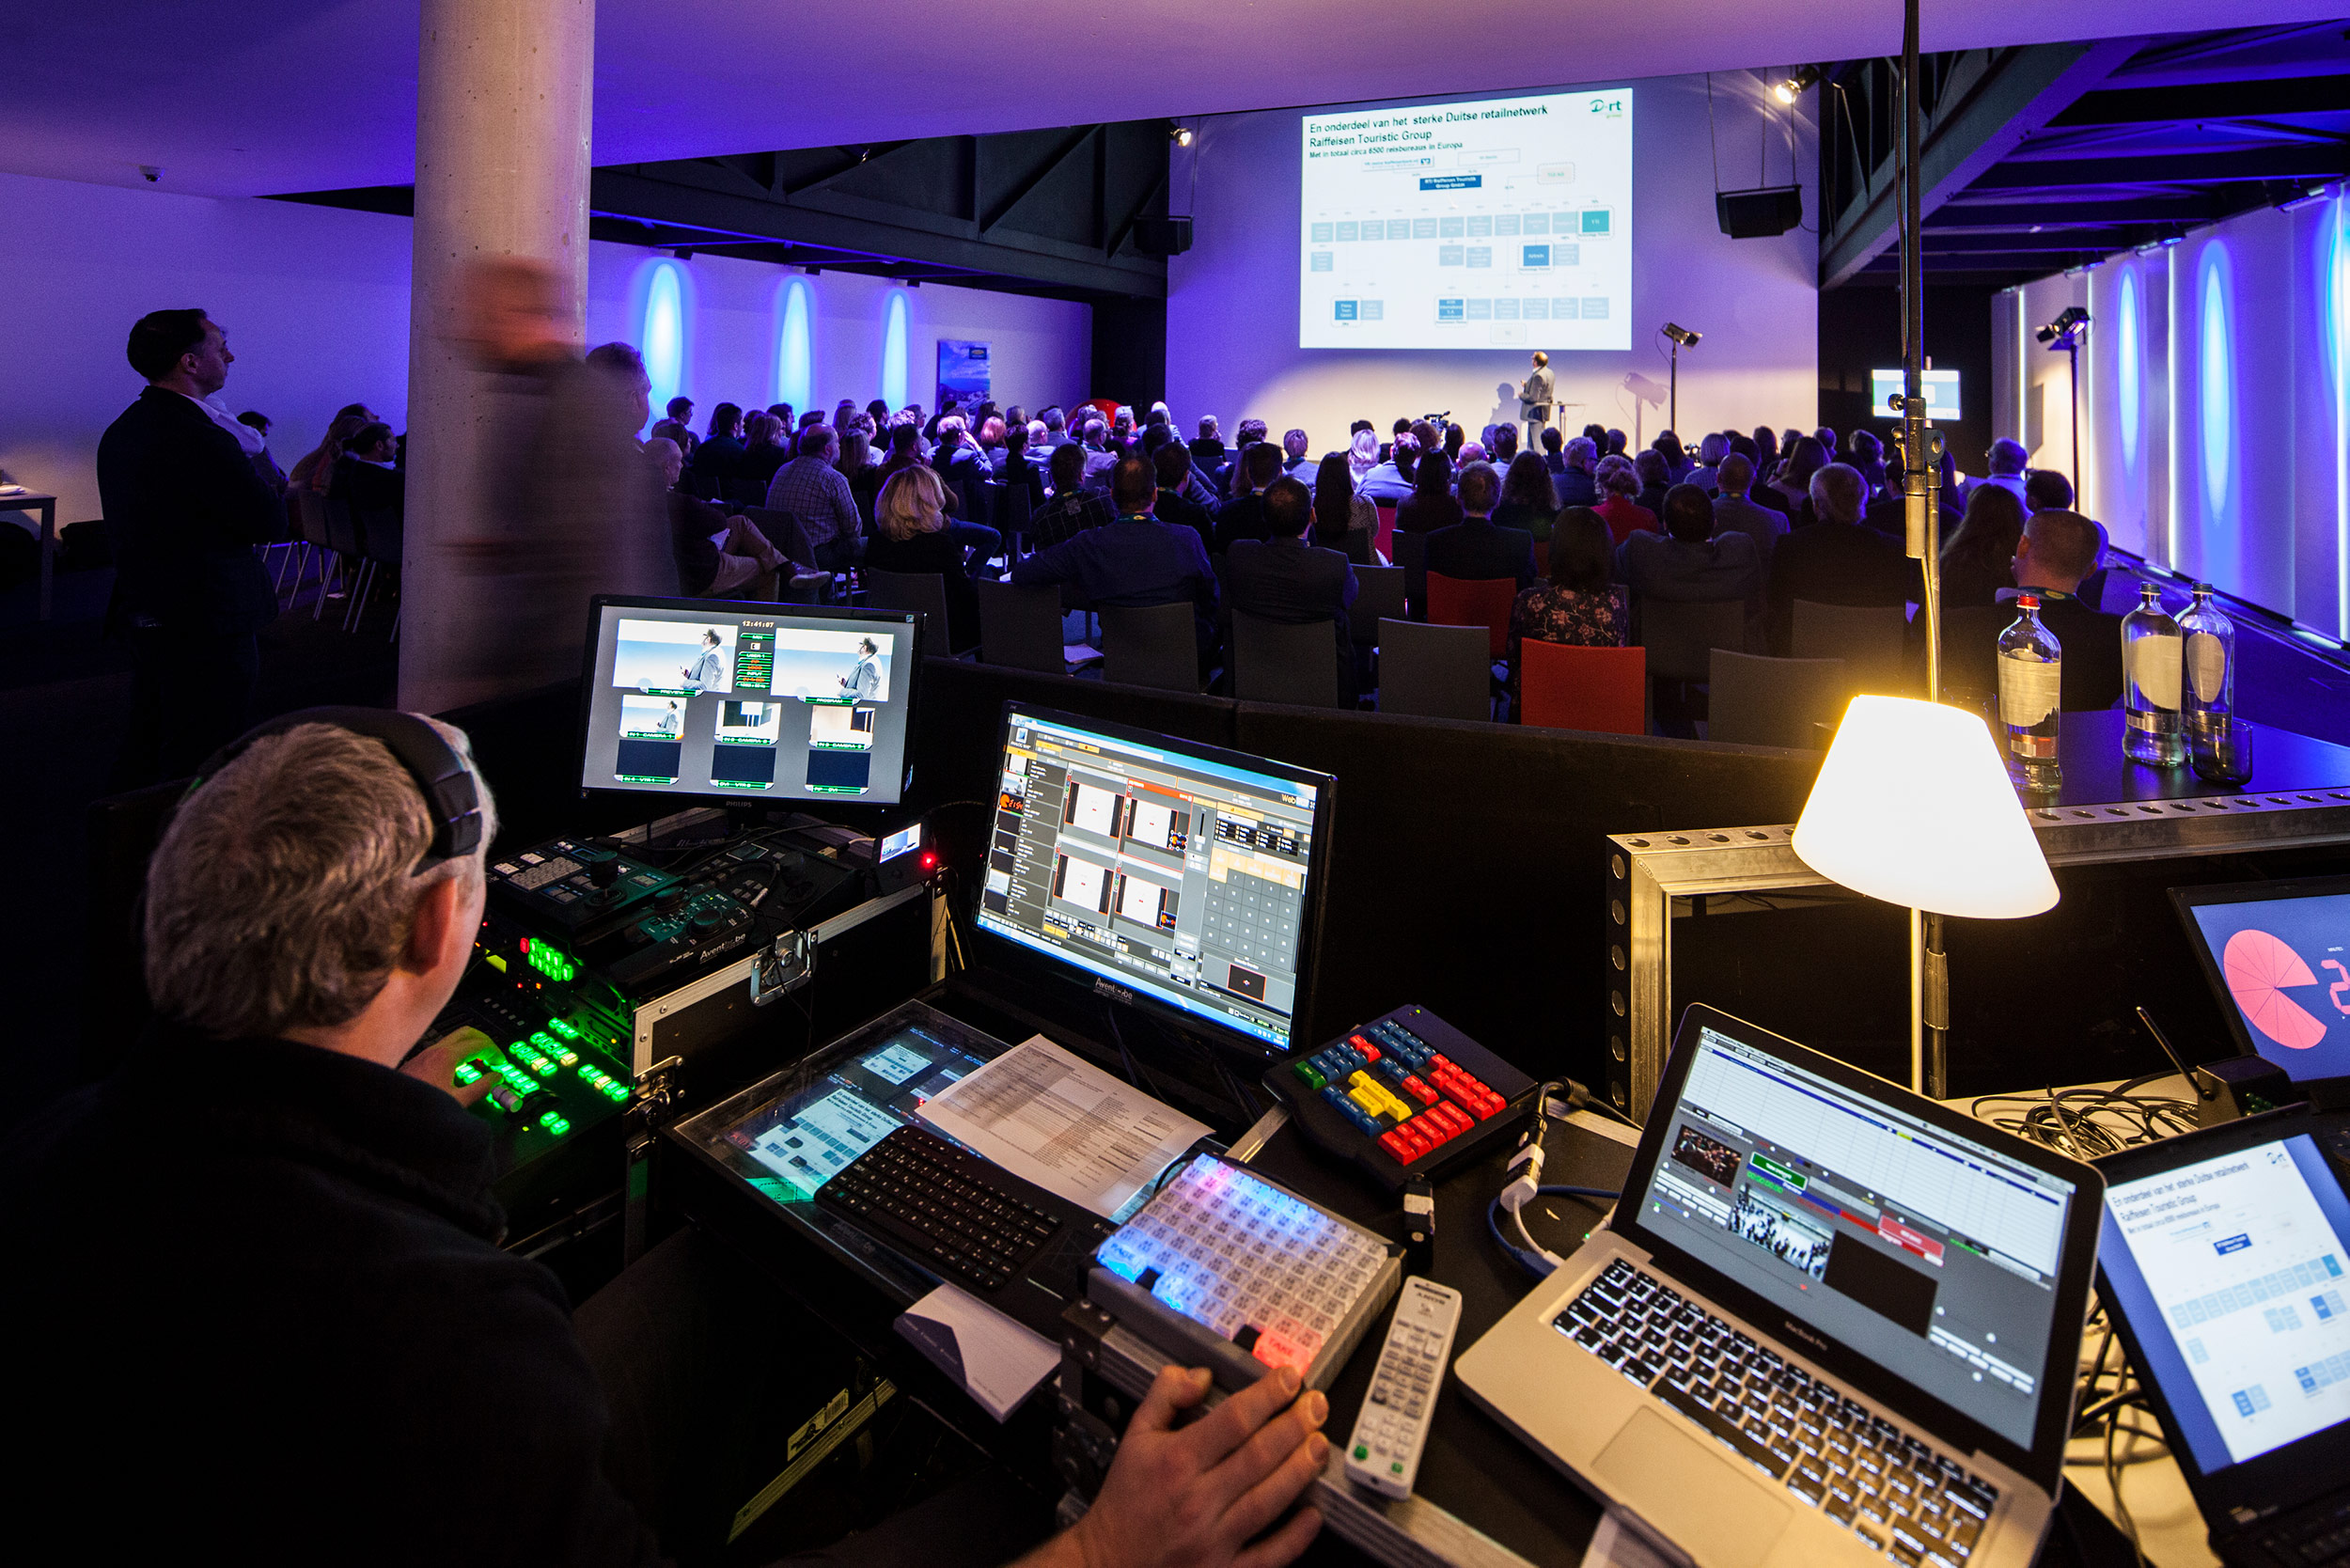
98;309;282;788
1224;478;1359;699
1762;463;1916;655
1424;462;1538;588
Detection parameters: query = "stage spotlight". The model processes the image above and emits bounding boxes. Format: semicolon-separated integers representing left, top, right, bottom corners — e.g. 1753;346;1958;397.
2277;181;2335;213
1168;121;1194;149
1662;322;1701;348
2034;306;2089;349
1772;66;1821;104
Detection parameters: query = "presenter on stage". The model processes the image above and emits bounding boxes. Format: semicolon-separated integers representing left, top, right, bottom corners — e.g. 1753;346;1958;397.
1518;352;1555;452
838;636;881;701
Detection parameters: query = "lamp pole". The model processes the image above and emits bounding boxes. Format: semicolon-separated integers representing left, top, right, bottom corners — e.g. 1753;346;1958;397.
1669;337;1680;437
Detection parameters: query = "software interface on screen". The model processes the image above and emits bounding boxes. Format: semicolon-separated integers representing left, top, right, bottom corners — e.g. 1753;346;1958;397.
719;1025;991;1200
1636;1029;2080;1446
2184;888;2350;1079
2101;1135;2350;1475
1869;369;1962;422
976;714;1321;1050
1299;89;1634;350
580;602;911;804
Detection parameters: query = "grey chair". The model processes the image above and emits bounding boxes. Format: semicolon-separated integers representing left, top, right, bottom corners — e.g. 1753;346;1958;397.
345;509;402;636
995;482;1034;557
1100;602;1201;693
1637;597;1748;683
283;489;334;607
1351;566;1405;648
317;494;364;620
977;580;1072;673
1375;618;1490;720
1793;599;1913;699
1707;651;1851;748
737;506;813;571
861;568;957;658
1231;613;1340;707
1391;530;1429;619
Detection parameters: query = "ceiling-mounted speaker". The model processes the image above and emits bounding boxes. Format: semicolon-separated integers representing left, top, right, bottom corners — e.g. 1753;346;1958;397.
1133;216;1194;257
1715;185;1804;239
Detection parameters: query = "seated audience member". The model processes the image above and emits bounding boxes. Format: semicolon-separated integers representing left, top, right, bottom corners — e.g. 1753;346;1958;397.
1652;432;1691;482
1555;436;1599;507
1030;443;1114;547
930;415;991;517
1493;452;1559;541
2004;508;2123;710
1591;455;1654;545
2024;468;2074;514
1355;436;1418;503
1541;425;1568;476
1508;506;1628;714
1764;462;1913;654
1490;423;1519;467
1633;449;1671;517
1154;440;1214;547
1394;449;1464;536
1347;427;1380;485
1848;430;1887;497
289;411;371;494
1011;453;1218;658
687;402;744;497
6;714;1332;1566
331;422;405;516
1311;451;1379;564
768;402;795;431
1968;438;2029;507
1212;443;1286;553
236;411;290;494
662;397;697;460
1937;483;2028;609
764;423;864;572
1686;432;1727;494
731;413;791;501
878;417;927;483
1426;462;1536;588
1862;444;1962;543
1214;419;1269;497
837;427;885;528
1280;428;1317;479
650;436;782;597
1077;417;1120;486
978;416;1009;468
865;466;981;651
1751;426;1780;481
1710;453;1789;564
1761;435;1827;523
1457;441;1489;466
866;397;894;433
1618;483;1762;604
1225;476;1360;696
999;420;1048;512
1604;427;1627;457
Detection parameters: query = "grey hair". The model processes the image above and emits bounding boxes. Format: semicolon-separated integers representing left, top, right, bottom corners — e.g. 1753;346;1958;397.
1810;463;1869;526
143;718;498;1041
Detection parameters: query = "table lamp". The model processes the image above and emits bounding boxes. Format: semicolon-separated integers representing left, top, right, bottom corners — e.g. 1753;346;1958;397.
1791;696;2058;1098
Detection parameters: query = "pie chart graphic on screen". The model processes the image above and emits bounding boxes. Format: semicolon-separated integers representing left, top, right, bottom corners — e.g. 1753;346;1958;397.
2223;929;2328;1051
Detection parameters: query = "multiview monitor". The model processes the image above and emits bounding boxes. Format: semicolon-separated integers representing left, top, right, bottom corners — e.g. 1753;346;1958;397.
973;704;1335;1054
578;595;920;807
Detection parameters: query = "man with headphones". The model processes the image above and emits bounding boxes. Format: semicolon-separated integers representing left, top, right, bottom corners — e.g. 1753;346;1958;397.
5;710;1329;1568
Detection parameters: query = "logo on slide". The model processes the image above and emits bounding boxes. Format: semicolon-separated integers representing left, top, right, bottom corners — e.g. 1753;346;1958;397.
2223;929;2330;1050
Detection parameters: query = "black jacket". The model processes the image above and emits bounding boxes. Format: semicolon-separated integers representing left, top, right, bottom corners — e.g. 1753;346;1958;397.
1764;520;1918;654
2;1025;658;1567
96;385;281;636
1425;516;1539;588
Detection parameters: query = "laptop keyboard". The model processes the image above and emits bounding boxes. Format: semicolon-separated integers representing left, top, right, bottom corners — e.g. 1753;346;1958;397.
2252;1497;2350;1566
1558;1260;1999;1567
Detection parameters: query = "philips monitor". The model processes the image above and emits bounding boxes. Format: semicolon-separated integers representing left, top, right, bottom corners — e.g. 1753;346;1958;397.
2172;876;2350;1083
579;595;920;808
974;704;1334;1054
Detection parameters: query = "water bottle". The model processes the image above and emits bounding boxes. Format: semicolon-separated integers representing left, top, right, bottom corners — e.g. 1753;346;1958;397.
1998;594;2063;790
2178;582;2241;777
2121;583;2184;766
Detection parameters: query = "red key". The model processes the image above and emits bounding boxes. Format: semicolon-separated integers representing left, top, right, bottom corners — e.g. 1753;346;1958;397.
1356;1043;1381;1063
1402;1074;1436;1105
1379;1131;1415;1163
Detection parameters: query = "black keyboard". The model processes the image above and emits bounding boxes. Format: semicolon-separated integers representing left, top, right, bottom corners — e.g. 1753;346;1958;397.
1558;1259;1999;1568
2248;1497;2350;1567
814;1124;1114;1337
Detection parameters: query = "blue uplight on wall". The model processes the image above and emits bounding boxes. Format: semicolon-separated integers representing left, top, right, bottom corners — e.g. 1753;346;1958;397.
881;290;910;411
2198;251;2233;525
776;278;813;412
2117;268;2140;473
640;260;686;423
2332;196;2349;635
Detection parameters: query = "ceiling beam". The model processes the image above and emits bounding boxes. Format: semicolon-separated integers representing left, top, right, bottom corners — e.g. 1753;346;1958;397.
1819;37;2143;291
1968;144;2350;189
2050;73;2350;127
979;126;1097;234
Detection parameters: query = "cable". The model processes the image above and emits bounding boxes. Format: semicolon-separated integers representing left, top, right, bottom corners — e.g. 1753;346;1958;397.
1487;1185;1623;1279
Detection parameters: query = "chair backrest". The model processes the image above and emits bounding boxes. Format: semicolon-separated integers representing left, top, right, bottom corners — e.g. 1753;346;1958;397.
1706;650;1850;749
1375;618;1489;720
295;489;332;548
996;480;1033;541
976;580;1067;673
1636;596;1747;683
1390;529;1428;619
861;568;952;658
1231;613;1340;708
1351;567;1405;646
322;493;363;556
1520;640;1646;735
356;509;403;567
280;489;304;545
1792;599;1912;698
1931;604;2010;715
1425;572;1517;658
1100;602;1200;692
1373;502;1397;564
738;507;812;569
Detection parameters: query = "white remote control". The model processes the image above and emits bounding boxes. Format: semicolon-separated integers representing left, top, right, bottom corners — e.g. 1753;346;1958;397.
1343;1275;1462;1499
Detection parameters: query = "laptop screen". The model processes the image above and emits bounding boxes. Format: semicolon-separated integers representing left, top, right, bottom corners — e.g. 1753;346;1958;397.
2171;878;2350;1080
2099;1132;2350;1474
1635;1025;2083;1449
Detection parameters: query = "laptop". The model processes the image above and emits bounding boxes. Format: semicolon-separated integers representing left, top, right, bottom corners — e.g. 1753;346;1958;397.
2171;875;2350;1084
2092;1107;2350;1567
1456;1007;2104;1568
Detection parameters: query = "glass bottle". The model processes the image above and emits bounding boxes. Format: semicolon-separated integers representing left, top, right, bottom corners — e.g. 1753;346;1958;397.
1998;594;2063;791
2178;582;2240;775
2121;583;2185;767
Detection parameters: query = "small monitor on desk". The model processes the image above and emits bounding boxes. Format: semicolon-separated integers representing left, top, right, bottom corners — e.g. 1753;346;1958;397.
2171;875;2350;1082
973;704;1334;1055
577;595;920;807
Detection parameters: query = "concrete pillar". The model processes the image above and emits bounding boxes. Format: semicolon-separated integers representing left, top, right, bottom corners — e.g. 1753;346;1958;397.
399;0;595;713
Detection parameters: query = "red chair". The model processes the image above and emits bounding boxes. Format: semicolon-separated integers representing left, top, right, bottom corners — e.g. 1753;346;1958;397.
1425;572;1518;658
1373;502;1397;563
1519;640;1646;734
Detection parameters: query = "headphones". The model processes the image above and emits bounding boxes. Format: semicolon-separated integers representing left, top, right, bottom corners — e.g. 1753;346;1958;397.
183;706;484;874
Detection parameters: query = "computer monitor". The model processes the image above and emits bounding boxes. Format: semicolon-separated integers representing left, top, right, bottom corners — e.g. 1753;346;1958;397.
578;595;921;807
2171;875;2350;1082
973;704;1335;1054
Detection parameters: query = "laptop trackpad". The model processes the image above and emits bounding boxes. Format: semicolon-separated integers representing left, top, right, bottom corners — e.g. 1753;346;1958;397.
1593;1408;1792;1568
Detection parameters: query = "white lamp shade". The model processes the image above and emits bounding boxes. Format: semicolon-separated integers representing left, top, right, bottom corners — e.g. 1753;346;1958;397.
1792;696;2059;919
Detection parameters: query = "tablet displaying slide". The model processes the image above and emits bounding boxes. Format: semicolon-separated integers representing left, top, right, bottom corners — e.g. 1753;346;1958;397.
1300;88;1633;350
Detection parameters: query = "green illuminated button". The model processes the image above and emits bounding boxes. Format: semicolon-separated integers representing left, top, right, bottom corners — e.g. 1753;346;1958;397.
453;1062;483;1085
1354;1444;1369;1461
1292;1062;1327;1090
546;1018;580;1040
1390;1461;1403;1475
